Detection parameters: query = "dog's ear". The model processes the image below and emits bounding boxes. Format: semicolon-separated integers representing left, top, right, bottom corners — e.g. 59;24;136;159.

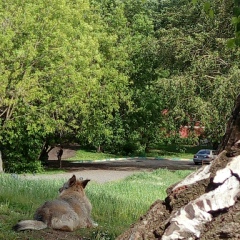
68;175;76;187
81;179;90;188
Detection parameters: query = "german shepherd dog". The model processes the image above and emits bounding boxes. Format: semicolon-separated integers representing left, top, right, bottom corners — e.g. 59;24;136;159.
13;175;97;231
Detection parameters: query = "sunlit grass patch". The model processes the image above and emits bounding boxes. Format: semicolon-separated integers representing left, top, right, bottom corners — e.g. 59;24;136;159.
67;145;204;162
146;144;204;159
67;149;123;161
86;168;193;238
0;169;193;239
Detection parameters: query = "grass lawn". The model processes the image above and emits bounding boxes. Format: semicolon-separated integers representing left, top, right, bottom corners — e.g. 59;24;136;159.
146;144;205;159
67;150;123;161
0;169;192;240
66;144;206;162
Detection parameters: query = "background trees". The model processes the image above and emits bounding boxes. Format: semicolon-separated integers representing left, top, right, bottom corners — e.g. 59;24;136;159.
0;0;240;172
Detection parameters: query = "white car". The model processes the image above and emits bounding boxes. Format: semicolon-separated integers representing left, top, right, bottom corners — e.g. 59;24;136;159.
193;149;217;165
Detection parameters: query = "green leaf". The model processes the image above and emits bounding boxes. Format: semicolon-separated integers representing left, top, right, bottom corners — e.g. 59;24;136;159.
235;37;240;46
227;39;236;48
233;7;240;16
209;9;214;18
231;17;240;25
203;2;211;12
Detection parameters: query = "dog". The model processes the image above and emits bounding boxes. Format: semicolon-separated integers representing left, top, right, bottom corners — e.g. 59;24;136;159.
13;175;97;231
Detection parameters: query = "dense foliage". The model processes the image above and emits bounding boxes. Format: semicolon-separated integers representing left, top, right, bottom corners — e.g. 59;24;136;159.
0;0;239;172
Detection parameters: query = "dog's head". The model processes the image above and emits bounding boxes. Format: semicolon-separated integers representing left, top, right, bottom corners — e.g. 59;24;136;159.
59;175;90;193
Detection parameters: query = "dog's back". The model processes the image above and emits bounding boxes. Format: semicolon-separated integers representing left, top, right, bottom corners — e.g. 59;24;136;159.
13;175;97;232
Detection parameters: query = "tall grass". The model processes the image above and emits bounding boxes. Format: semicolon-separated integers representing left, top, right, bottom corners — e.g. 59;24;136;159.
0;169;192;239
0;174;65;240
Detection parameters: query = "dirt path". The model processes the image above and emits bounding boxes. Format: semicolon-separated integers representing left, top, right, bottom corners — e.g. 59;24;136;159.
42;146;197;183
22;169;143;183
24;158;198;183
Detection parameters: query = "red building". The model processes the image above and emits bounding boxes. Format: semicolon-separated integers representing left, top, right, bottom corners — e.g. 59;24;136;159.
161;109;205;138
179;122;205;138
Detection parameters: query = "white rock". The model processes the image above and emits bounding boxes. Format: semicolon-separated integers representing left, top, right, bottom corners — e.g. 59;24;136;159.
162;175;240;239
214;155;240;184
172;164;211;191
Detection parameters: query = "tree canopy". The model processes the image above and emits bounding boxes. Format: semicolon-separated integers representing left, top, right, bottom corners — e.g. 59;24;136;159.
0;0;240;172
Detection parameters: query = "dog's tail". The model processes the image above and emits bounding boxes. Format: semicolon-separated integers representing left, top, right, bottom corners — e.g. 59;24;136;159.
13;220;47;231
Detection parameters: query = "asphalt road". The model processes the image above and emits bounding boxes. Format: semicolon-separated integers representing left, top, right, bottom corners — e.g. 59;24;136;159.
48;157;199;171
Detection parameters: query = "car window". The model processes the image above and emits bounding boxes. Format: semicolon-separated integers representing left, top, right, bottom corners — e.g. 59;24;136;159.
212;150;217;155
198;150;210;154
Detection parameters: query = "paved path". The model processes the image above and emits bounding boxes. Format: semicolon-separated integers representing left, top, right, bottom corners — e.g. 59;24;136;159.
48;157;197;171
22;169;142;183
21;158;199;184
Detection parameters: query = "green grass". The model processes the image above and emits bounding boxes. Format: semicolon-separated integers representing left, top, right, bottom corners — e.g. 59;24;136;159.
67;145;205;162
0;169;192;240
145;144;205;159
67;149;123;161
42;168;67;174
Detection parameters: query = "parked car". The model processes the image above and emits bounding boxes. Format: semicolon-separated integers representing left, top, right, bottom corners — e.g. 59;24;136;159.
193;149;217;165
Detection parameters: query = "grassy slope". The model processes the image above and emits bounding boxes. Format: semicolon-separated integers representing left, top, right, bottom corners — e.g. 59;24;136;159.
0;169;192;239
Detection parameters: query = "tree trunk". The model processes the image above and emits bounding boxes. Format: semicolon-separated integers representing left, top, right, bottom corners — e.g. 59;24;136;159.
117;94;240;240
58;159;62;169
0;151;3;172
38;141;54;166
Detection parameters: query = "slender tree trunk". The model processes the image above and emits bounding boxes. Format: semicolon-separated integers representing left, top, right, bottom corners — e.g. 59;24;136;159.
97;144;102;153
38;140;54;166
0;151;3;172
58;157;62;169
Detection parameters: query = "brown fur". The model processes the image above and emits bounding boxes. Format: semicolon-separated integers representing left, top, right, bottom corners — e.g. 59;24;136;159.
13;175;97;232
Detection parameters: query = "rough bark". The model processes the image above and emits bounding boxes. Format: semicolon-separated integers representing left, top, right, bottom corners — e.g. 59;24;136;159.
0;151;3;172
117;94;240;240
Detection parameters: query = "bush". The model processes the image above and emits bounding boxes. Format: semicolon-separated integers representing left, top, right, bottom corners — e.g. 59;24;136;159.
4;159;44;174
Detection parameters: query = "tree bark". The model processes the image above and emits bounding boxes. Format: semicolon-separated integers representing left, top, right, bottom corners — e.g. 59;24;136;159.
38;140;54;166
117;94;240;240
0;151;3;172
